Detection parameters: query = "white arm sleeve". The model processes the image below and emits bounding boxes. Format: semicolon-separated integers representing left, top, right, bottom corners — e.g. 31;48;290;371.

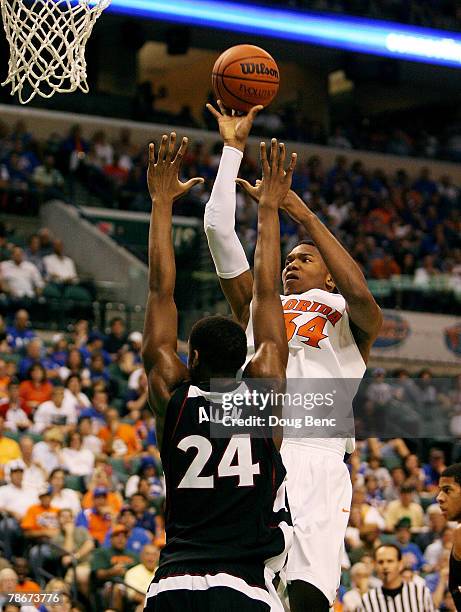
204;146;250;279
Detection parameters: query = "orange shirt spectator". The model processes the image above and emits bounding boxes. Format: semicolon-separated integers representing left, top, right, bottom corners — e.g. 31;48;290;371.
21;487;59;536
16;579;41;593
82;489;123;515
76;487;114;544
370;256;401;280
98;409;142;458
19;379;53;412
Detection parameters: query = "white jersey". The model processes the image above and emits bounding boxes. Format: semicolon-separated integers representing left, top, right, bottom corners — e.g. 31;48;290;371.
245;288;366;456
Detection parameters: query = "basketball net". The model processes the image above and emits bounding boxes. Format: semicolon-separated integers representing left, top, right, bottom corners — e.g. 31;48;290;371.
1;0;110;104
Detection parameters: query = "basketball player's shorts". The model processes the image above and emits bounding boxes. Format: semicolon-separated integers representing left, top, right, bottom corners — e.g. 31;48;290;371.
143;561;284;611
281;442;352;606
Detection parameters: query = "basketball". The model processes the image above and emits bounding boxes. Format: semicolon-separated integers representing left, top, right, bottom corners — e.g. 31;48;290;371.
212;44;280;113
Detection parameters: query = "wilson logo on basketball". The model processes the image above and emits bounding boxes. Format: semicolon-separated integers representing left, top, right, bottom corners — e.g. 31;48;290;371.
240;62;279;78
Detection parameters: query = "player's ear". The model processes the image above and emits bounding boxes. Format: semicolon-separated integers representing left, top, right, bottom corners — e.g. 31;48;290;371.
188;348;199;369
325;273;335;292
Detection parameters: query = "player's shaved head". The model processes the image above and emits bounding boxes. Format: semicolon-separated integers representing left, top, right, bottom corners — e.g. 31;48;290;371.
282;242;335;295
189;315;247;380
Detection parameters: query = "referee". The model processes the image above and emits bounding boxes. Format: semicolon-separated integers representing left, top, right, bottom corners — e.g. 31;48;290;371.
437;463;461;611
358;544;434;612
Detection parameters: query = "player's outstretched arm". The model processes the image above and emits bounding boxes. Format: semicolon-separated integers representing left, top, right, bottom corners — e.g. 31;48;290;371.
244;139;297;382
236;182;382;362
142;132;204;446
203;101;262;328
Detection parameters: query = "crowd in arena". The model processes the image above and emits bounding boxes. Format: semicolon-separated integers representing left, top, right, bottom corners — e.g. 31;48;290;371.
0;304;163;611
0;119;459;609
1;119;459;314
0;293;460;610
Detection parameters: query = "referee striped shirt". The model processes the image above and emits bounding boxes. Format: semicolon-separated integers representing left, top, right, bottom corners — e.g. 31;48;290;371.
358;581;434;612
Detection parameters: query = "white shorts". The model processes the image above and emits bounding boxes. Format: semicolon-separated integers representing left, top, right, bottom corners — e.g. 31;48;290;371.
281;442;352;606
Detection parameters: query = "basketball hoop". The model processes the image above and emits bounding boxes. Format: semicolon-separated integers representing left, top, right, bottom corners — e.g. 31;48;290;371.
0;0;110;104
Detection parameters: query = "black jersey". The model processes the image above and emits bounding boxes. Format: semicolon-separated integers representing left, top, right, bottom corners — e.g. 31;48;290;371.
158;382;292;570
450;550;461;611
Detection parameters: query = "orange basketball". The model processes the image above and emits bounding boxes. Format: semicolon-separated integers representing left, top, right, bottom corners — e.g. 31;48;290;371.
212;44;280;113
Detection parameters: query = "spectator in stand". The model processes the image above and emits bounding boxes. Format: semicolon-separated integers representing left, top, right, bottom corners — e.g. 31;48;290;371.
127;331;142;363
104;506;151;555
75;487;115;545
32;155;64;197
0;415;21;470
92;131;113;167
393;517;427;571
31;428;65;475
59;125;88;174
78;416;103;455
33;385;77;435
125;369;148;420
18;435;46;493
349;522;383;566
343;562;372;612
423;448;447;492
20;485;59;542
1;247;44;304
383;466;407;501
79;389;109;433
19;363;53;412
370;254;401;279
0;569;21;606
48;468;81;516
50;335;69;368
129;493;164;546
125;456;164;500
43;240;78;285
80;332;110;368
58;349;90;387
98;407;142;459
62;431;94;477
0;460;37;558
384;485;425;531
87;353;113;394
82;466;123;516
6;310;35;351
4;379;32;432
24;234;45;276
0;359;10;402
424;526;454;572
403;454;426;493
103;317;127;357
37;228;54;257
119;543;160;609
90;524;138;596
12;557;40;594
50;508;94;598
328;126;353;150
18;338;60;381
414;254;441;288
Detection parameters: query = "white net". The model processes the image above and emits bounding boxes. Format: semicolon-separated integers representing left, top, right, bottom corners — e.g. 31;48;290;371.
1;0;110;104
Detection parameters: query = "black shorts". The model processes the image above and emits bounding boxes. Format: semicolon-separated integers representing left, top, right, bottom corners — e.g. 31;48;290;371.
143;562;281;612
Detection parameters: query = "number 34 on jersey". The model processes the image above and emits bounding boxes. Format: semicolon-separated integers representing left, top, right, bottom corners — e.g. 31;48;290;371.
282;297;343;349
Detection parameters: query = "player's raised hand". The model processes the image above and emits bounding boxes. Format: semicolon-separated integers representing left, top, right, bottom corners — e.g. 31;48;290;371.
147;132;204;203
235;177;263;202
206;99;263;152
258;139;297;208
